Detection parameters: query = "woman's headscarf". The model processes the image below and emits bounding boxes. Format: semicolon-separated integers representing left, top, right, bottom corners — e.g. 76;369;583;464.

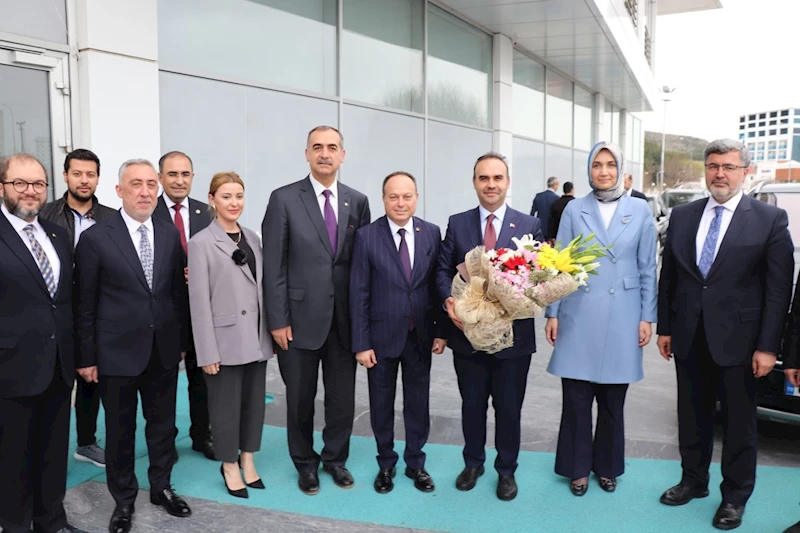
587;141;625;203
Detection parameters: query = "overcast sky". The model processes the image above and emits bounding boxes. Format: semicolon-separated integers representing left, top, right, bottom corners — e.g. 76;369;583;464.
641;0;800;142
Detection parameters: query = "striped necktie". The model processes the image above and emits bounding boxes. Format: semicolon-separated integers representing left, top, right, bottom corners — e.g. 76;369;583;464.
23;224;57;298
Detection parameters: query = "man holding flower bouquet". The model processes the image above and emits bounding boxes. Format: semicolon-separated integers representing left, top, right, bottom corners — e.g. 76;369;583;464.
437;152;544;502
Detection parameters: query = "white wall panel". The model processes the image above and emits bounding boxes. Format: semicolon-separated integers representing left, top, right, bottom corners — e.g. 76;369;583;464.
511;137;545;216
78;0;158;60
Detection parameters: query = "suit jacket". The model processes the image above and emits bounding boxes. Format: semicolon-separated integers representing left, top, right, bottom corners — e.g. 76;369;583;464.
657;194;794;366
0;215;74;398
188;219;272;367
350;216;442;359
546;195;575;241
630;189;647;201
39;193;116;247
74;211;188;377
782;271;800;368
531;189;559;237
263;176;371;352
437;206;544;359
545;195;657;383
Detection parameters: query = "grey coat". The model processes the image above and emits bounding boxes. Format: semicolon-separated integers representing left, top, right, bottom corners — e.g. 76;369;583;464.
188;219;272;367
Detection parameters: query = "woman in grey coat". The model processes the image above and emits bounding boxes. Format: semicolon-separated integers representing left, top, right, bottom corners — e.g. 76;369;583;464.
188;172;272;499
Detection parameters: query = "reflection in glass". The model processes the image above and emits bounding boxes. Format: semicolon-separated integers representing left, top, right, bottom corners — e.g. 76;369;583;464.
0;0;67;44
545;71;573;147
573;86;593;151
512;51;545;140
572;150;590;196
158;0;338;95
0;64;53;186
428;4;492;128
342;0;423;112
546;144;573;190
512;137;545;211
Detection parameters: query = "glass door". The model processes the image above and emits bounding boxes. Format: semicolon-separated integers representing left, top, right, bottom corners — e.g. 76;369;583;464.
0;45;71;200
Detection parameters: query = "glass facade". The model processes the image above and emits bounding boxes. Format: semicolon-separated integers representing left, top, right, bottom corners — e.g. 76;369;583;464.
0;0;67;44
573;86;593;151
545;70;573;147
512;51;545;140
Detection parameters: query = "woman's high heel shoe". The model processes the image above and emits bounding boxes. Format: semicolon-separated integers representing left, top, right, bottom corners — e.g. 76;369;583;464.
221;464;248;498
238;455;265;489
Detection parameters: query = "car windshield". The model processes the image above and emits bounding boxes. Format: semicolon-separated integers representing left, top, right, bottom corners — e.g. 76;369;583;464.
754;191;800;245
663;191;705;208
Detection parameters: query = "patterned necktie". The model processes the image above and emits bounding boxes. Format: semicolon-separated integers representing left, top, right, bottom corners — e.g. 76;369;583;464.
322;189;338;252
23;225;56;298
398;228;414;331
484;214;497;250
172;204;188;254
698;205;725;278
138;225;154;290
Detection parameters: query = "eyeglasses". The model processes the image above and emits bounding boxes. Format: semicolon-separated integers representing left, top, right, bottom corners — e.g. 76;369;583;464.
705;164;746;173
1;180;48;193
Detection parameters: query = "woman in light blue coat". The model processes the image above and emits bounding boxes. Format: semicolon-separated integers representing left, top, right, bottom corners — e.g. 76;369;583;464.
544;142;657;496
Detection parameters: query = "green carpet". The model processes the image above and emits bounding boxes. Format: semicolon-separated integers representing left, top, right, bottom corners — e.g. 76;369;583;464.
67;373;800;533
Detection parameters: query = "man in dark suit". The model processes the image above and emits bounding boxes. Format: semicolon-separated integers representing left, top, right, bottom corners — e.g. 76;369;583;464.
657;139;794;531
438;152;544;502
546;180;575;241
624;173;647;200
75;159;192;533
40;148;116;469
350;171;446;495
781;272;800;533
263;125;371;495
530;176;559;237
153;150;214;461
0;154;86;533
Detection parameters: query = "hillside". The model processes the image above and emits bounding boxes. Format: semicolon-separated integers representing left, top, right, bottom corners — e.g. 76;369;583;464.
643;132;708;161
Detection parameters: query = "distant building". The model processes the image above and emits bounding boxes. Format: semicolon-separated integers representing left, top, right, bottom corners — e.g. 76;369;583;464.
739;108;800;163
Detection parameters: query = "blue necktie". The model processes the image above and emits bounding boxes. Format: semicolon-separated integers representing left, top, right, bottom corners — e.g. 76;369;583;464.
698;205;725;278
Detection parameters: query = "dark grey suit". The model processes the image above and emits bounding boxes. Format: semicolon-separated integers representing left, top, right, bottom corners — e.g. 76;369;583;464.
263;176;370;471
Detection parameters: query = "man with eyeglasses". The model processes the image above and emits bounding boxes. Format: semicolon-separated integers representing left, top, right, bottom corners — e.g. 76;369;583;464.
657;139;794;530
0;154;87;533
40;148;116;470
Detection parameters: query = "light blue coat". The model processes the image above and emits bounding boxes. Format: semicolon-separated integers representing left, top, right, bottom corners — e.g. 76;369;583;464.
545;194;657;384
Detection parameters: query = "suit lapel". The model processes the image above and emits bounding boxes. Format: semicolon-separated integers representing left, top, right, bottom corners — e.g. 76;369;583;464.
680;201;706;281
706;195;752;281
42;221;71;299
378;217;407;284
152;221;168;291
606;196;634;246
211;221;256;285
187;198;210;237
155;195;170;222
336;186;351;259
109;214;150;292
580;197;613;255
299;177;334;257
0;214;50;296
471;208;483;248
410;218;429;288
496;208;519;250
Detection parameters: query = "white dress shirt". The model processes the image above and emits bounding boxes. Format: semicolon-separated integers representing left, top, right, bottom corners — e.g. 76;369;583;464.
387;217;415;265
162;194;191;238
71;209;97;248
120;208;154;262
478;203;507;239
695;190;743;265
310;176;339;222
2;203;61;287
597;199;619;229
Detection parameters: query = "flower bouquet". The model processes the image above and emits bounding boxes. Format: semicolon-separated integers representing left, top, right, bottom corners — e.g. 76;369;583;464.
451;234;607;354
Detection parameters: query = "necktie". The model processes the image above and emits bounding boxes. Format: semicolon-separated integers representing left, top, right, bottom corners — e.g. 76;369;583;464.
484;213;497;250
398;228;414;331
322;189;338;252
138;225;154;290
23;225;57;298
698;205;725;278
172;204;188;254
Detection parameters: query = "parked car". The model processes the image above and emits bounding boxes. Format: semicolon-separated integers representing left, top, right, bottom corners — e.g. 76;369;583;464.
662;188;708;213
645;194;669;259
750;182;800;424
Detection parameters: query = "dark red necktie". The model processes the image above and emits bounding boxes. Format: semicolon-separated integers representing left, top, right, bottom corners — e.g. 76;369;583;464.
484;213;497;249
172;204;188;254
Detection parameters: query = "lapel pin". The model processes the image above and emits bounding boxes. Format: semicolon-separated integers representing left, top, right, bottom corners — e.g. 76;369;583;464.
51;233;56;238
344;202;349;207
195;209;201;215
509;223;516;228
622;216;631;224
416;226;421;232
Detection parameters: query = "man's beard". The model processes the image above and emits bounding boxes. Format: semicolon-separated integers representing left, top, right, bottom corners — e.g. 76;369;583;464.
4;195;44;222
69;186;94;203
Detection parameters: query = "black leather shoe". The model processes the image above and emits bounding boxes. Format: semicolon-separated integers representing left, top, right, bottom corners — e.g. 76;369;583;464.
783;519;800;533
405;467;435;493
570;481;588;497
496;475;518;501
192;437;216;460
108;504;134;533
455;466;485;491
659;483;710;506
298;470;320;495
374;467;396;494
150;487;192;517
713;502;744;530
599;477;617;493
323;465;354;488
220;464;248;499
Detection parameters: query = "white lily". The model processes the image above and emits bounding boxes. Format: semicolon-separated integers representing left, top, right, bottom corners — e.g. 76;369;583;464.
511;234;540;251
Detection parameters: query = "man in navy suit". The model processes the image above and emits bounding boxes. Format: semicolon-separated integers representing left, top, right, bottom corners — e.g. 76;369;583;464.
350;172;446;495
438;152;544;502
657;139;794;531
530;176;559;237
75;159;191;533
0;154;86;533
